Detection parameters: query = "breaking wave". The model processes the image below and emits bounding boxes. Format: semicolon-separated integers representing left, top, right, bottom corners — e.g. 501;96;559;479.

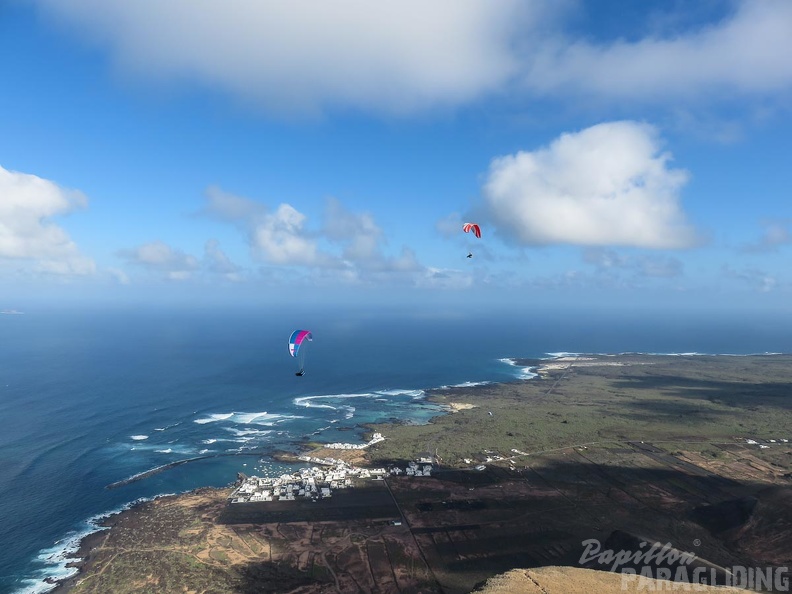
13;494;176;594
293;388;426;409
193;412;301;425
498;358;538;379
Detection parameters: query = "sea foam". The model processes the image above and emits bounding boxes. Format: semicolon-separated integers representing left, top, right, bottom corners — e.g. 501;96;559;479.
440;380;491;389
293;388;426;409
193;413;234;424
194;412;300;425
499;358;538;379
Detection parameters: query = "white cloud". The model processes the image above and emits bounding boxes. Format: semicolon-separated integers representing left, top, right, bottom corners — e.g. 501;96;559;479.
204;188;425;282
321;198;423;277
0;164;95;275
34;1;792;115
204;188;328;266
117;241;199;280
36;0;525;115
203;239;242;280
482;121;697;248
253;203;328;266
116;238;244;283
416;267;474;290
203;185;265;221
525;1;792;102
202;189;480;290
323;198;382;262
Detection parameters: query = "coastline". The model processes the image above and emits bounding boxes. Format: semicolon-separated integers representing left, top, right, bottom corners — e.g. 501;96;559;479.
31;355;588;592
32;352;792;593
44;493;181;594
48;525;110;594
37;357;529;593
48;488;233;594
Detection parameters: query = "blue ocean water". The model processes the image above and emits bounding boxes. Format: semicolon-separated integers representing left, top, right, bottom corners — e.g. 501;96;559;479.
1;305;791;593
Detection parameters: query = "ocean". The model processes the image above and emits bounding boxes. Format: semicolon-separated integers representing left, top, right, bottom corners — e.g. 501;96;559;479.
1;305;791;593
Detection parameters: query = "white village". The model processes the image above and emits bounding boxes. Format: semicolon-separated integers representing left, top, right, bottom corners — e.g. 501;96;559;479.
229;432;434;504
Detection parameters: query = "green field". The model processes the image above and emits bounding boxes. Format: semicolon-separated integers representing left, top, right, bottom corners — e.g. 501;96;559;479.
366;354;792;465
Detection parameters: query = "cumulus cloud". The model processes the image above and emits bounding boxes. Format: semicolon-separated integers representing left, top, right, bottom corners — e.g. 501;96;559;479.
323;198;382;261
0;164;95;275
253;204;328;266
33;1;792;115
203;188;426;284
117;241;199;280
482;121;697;249
116;237;245;283
525;1;792;102
322;198;422;277
203;187;328;266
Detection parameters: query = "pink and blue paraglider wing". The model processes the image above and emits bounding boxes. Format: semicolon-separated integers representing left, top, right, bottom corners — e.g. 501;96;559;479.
288;330;312;357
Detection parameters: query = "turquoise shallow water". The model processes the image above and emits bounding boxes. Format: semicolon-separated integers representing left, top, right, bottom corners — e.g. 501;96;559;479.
1;305;791;593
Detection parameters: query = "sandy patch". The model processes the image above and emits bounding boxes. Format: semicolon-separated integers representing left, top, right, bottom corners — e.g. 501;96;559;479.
446;402;477;412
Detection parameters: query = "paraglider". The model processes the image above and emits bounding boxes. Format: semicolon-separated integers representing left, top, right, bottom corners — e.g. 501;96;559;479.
289;330;312;376
463;223;481;258
463;223;481;238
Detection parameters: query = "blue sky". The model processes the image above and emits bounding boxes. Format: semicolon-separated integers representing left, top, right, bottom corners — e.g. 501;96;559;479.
1;0;792;311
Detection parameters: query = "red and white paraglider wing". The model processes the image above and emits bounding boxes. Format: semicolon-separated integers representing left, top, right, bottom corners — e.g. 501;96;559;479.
463;223;481;238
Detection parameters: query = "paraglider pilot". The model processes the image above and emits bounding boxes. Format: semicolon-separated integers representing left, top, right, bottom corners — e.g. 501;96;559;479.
289;330;312;377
